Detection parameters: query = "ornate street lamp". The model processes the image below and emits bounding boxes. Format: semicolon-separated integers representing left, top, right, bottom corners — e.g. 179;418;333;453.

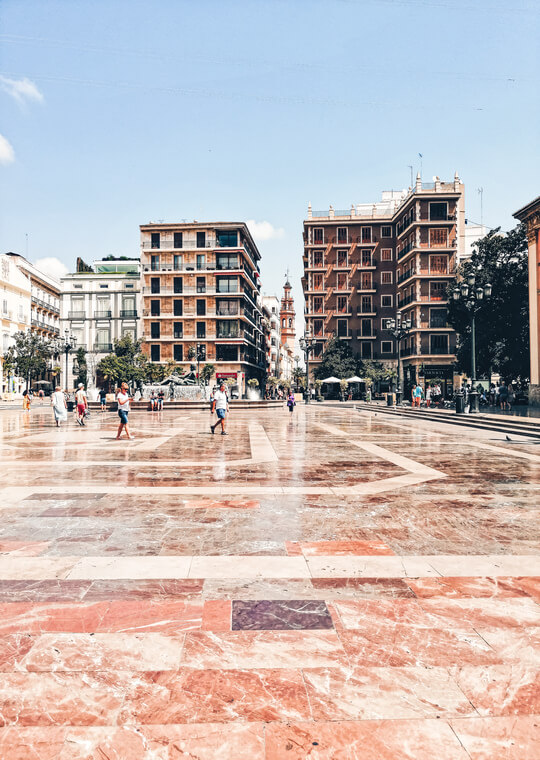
452;277;492;413
54;329;77;390
299;330;317;404
387;312;412;404
196;342;205;386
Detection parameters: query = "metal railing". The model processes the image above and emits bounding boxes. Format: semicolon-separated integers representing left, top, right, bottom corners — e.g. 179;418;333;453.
94;310;112;318
68;311;86;319
120;310;138;318
94;343;113;352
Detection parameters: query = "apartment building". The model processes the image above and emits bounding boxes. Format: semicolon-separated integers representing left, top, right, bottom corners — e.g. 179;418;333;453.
302;173;465;396
139;222;266;394
262;295;281;378
6;253;61;341
60;258;141;389
0;253;31;394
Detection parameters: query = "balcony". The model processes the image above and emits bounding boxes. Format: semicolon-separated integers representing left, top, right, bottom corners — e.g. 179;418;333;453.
142;240;214;251
94;343;113;352
94;310;112;318
356;329;377;339
68;311;86;319
120;310;138;318
356;306;377;316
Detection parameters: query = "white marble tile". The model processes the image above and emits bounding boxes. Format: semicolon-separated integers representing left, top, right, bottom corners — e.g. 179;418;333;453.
189;555;310;579
425;555;540;577
0;556;77;580
67;556;193;580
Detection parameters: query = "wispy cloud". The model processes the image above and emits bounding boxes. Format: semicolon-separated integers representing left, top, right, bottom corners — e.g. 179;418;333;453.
247;220;285;242
0;75;44;105
0;134;15;164
34;257;69;280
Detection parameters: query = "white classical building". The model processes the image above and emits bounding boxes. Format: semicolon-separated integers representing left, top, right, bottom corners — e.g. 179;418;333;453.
60;258;141;390
0;254;32;395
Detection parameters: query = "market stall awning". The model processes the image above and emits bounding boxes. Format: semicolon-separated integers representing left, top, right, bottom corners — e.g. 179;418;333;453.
321;376;341;383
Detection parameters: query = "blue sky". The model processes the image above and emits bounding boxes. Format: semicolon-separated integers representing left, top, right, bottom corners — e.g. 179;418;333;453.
1;0;538;316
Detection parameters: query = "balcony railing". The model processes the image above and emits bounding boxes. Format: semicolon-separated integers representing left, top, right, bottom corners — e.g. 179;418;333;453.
120;310;138;318
68;311;86;319
94;343;113;352
94;310;112;318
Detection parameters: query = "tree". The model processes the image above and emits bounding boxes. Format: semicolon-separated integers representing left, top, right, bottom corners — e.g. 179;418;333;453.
5;332;52;388
200;363;215;385
359;359;394;388
447;224;529;380
96;335;157;387
74;347;88;387
313;337;356;380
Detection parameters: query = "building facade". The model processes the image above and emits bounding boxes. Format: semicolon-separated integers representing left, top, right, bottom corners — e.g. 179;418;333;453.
262;295;281;378
139;222;266;395
60;258;141;389
6;253;61;341
514;196;540;406
0;253;31;395
302;174;465;397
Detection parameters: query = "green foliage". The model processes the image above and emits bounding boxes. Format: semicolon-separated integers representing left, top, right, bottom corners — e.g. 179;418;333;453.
359;359;394;387
74;347;88;387
247;378;259;388
447;224;529;380
96;335;161;386
200;363;215;384
313;337;356;381
4;332;52;385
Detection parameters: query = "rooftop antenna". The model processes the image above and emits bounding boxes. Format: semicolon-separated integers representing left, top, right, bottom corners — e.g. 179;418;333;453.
408;165;413;187
478;188;484;228
418;153;423;179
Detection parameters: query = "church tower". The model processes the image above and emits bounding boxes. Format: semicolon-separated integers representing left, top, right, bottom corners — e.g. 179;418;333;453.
280;275;295;352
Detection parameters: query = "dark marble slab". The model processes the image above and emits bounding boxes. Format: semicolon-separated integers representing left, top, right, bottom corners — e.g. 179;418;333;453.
232;600;333;630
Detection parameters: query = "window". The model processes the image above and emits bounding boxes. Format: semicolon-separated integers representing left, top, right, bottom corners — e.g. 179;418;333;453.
196;231;206;248
429;308;447;328
429;202;448;221
174;232;183;249
196;299;206;316
150;278;160;294
361;227;372;243
150;322;160;339
381;226;392;238
151;255;160;271
313;250;324;267
381;295;393;307
196;322;206;339
313;319;324;336
217;320;239;338
151;232;160;249
124;283;134;289
150;300;160;316
150;344;161;361
361;318;372;337
361;249;372;267
217;277;238;293
337;319;348;337
337;250;347;267
313;227;324;243
312;273;323;290
216;253;239;270
174;299;183;316
173;321;183;338
337;295;348;313
429;229;448;248
173;255;182;270
337;227;348;243
172;277;182;294
196;276;206;293
99;284;109;289
360;272;372;289
361;342;372;358
430;334;449;354
217;230;238;247
381;271;393;284
216;344;238;361
360;295;372;313
73;284;83;289
430;282;446;301
430;255;448;273
217;299;239;315
313;296;323;313
381;340;393;354
174;344;183;361
381;248;393;261
337;273;348;290
196;254;206;270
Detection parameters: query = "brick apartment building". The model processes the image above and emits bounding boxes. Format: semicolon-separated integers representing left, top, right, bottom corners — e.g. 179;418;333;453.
302;173;465;397
140;222;266;393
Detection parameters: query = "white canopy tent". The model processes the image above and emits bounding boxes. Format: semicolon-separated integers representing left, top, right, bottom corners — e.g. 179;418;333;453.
321;376;341;383
346;376;365;383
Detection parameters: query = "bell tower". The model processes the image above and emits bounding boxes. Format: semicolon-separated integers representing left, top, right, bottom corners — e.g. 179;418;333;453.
280;273;295;353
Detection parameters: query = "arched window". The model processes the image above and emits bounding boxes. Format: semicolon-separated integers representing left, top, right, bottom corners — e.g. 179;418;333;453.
289;318;292;327
282;318;286;328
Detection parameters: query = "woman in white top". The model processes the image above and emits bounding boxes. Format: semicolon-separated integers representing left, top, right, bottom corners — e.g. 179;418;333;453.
116;382;134;440
51;386;68;427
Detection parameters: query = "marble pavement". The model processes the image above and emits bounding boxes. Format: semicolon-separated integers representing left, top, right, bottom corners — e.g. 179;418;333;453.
0;403;538;758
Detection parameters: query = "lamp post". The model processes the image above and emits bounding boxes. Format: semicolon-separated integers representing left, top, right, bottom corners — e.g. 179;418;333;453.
452;277;492;414
299;330;316;404
196;342;204;386
387;313;412;404
55;329;77;390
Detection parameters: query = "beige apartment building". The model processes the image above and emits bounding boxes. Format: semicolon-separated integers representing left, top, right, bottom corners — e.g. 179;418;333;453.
303;173;466;397
139;222;266;394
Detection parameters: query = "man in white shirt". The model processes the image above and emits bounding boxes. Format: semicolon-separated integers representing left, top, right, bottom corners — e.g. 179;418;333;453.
210;382;229;436
75;383;88;426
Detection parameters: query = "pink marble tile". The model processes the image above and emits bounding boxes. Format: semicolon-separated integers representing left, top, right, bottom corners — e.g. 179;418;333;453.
451;665;540;716
332;598;435;629
201;600;231;631
266;719;469;759
408;576;533;599
0;542;49;557
450;716;540;759
289;540;395;556
417;598;540;630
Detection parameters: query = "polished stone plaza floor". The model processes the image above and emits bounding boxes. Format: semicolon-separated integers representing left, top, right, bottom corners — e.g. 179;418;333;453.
0;402;538;758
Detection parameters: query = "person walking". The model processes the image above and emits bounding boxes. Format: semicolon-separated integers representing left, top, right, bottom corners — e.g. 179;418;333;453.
413;383;423;408
99;387;107;412
38;388;44;404
210;382;229;435
116;382;134;440
425;386;432;408
22;389;31;411
51;385;68;427
499;381;509;410
75;383;88;426
286;391;296;415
